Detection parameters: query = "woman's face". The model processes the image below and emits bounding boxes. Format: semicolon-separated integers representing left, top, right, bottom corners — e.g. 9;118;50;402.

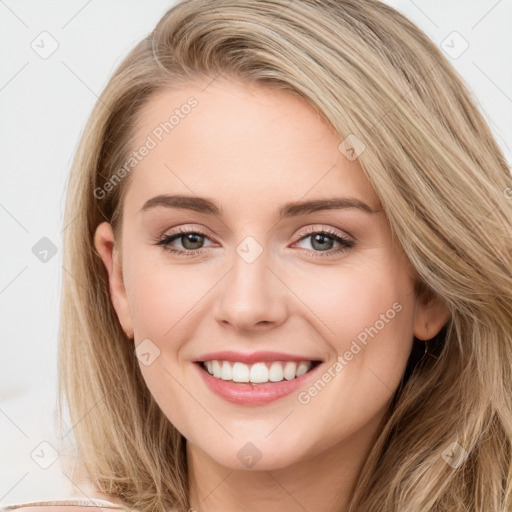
95;79;449;471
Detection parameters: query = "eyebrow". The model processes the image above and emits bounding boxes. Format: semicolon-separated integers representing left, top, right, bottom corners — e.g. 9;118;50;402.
139;194;380;220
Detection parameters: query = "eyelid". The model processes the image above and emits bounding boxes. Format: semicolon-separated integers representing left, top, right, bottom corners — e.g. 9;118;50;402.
294;224;355;243
158;223;216;240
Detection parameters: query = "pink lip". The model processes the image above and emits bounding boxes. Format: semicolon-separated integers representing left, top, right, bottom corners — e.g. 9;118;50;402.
195;350;322;365
193;360;323;406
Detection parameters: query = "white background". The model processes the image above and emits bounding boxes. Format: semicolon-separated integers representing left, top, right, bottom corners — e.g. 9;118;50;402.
1;0;511;505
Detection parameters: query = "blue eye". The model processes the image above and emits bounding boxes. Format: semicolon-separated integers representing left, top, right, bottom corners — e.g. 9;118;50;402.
155;226;355;258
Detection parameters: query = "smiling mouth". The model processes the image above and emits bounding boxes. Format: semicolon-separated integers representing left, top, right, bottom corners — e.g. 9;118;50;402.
195;359;322;385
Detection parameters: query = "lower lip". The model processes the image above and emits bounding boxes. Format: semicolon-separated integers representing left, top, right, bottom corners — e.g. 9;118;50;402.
194;361;323;406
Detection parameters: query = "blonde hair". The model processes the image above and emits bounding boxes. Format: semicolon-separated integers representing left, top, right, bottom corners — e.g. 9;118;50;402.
57;1;512;510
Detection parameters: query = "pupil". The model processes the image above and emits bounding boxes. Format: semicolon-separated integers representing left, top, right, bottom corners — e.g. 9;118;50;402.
312;234;333;251
183;233;203;249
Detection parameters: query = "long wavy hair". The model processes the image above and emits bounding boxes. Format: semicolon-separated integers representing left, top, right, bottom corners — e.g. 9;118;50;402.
57;1;512;510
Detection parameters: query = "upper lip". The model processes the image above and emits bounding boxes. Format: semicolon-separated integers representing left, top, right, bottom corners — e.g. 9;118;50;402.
194;350;323;365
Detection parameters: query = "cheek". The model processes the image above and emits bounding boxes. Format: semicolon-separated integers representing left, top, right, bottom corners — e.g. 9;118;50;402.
126;257;211;340
285;264;415;444
124;258;213;433
290;258;415;382
298;257;409;325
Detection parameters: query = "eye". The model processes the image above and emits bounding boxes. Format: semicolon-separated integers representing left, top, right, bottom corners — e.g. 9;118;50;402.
155;226;214;255
292;226;355;258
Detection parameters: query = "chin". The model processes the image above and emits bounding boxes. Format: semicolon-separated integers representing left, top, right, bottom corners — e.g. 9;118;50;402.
198;439;310;472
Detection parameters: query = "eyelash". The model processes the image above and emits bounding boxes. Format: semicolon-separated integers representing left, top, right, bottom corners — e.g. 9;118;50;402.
154;225;355;259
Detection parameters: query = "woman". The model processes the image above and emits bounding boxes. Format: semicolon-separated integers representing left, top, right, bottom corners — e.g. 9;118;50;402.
3;0;511;511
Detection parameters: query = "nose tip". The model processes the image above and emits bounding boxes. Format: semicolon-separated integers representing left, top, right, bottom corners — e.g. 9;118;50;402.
213;259;288;332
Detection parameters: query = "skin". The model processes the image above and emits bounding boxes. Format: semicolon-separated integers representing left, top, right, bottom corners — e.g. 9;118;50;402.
93;79;451;512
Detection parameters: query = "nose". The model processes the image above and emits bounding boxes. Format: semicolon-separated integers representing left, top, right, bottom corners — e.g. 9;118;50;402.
213;247;289;333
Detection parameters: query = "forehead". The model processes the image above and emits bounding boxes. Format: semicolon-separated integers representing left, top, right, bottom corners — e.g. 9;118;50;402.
123;79;380;217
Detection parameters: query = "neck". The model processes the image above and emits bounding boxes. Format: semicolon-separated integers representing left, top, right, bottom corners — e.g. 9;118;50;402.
186;408;388;512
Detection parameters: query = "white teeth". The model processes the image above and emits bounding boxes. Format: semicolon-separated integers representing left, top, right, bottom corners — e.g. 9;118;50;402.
212;360;222;378
296;362;310;377
269;361;283;382
201;360;315;383
283;361;297;381
250;362;268;383
220;361;232;380
232;362;249;382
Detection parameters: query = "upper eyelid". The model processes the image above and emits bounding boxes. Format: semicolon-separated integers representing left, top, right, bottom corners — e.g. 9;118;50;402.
295;225;354;241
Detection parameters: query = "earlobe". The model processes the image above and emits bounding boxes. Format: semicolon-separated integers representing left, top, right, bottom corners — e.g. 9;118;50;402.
413;286;451;341
93;221;134;340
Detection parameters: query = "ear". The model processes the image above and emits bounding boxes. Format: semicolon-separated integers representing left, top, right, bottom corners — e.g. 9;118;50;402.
413;284;451;341
93;221;134;339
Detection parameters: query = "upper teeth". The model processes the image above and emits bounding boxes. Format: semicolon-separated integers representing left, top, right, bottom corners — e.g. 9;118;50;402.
203;360;314;384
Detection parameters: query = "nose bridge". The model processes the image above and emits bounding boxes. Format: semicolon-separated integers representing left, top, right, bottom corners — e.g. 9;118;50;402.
214;233;287;329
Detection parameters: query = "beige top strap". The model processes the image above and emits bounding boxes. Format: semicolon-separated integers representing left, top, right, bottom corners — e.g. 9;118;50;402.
0;498;130;510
